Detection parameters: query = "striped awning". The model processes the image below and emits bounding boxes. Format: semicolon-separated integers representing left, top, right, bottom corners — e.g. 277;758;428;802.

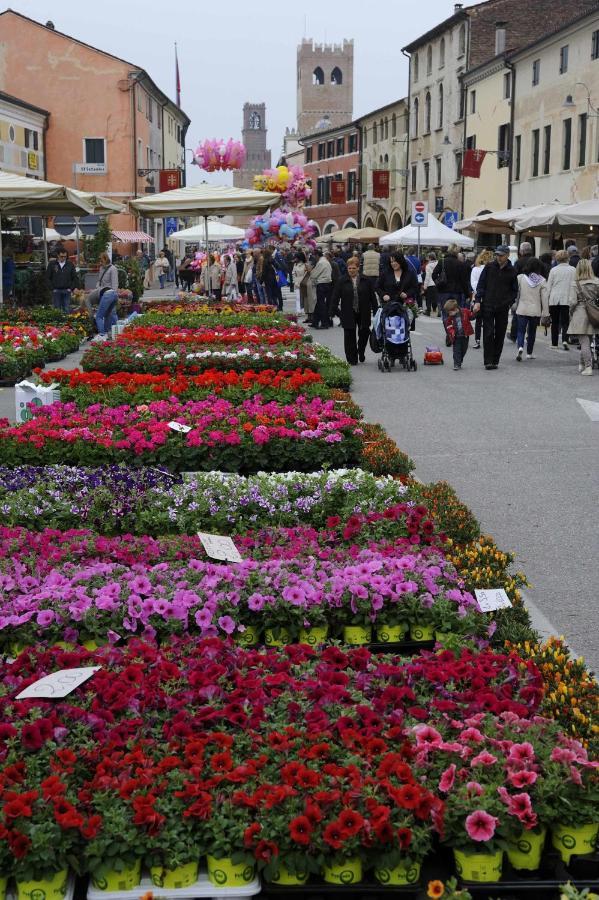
112;230;154;243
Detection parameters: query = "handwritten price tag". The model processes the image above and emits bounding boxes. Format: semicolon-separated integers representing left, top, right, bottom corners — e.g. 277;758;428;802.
197;532;243;563
475;589;512;613
16;666;101;700
168;421;191;434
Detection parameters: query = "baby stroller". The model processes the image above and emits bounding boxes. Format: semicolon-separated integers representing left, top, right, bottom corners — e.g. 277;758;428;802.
371;300;417;373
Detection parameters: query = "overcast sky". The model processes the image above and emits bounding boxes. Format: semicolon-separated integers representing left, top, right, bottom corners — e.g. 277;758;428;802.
13;0;477;183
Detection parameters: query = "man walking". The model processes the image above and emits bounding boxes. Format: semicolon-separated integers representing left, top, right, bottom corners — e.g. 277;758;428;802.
46;247;77;312
361;242;380;292
309;248;332;329
475;245;518;370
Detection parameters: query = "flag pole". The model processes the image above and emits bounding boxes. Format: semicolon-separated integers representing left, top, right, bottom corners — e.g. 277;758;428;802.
175;42;181;108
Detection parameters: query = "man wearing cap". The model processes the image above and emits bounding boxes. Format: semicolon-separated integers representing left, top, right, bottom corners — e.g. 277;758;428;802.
475;246;518;370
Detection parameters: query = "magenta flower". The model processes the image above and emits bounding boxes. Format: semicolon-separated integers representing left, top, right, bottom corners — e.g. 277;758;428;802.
439;763;456;793
465;810;499;842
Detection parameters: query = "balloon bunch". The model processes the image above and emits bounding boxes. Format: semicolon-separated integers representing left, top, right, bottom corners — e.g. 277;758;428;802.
253;165;312;207
193;139;246;172
245;209;317;246
189;250;222;270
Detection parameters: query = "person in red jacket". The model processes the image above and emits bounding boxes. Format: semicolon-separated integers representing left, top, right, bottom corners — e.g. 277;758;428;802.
443;298;479;370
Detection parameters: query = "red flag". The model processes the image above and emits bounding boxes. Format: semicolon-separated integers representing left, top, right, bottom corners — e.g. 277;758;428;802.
461;149;486;178
373;170;390;198
175;44;181;108
159;169;181;192
331;180;346;203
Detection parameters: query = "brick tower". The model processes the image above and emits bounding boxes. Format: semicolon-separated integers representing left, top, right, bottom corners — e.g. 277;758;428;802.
296;39;354;136
233;102;272;191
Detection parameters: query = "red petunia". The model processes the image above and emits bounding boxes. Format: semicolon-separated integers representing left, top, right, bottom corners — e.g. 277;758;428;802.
397;827;412;848
8;831;31;858
323;821;349;849
288;815;313;846
337;809;364;836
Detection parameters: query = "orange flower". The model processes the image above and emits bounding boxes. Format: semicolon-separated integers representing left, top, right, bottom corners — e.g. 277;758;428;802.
427;881;445;899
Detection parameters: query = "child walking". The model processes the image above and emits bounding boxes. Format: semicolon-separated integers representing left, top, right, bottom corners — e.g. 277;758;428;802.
443;298;479;370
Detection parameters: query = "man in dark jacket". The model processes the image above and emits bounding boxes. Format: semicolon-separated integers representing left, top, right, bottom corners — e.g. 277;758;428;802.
432;246;472;311
475;246;518;369
46;248;78;312
331;256;378;365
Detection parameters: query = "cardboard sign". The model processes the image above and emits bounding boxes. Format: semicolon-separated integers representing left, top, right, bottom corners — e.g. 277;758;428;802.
168;421;191;434
16;666;101;700
475;588;512;613
15;381;61;423
198;532;243;563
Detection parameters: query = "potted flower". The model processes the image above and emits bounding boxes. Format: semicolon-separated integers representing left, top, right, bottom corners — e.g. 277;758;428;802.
403;592;436;642
83;793;145;891
544;735;599;863
204;792;256;888
441;782;508;883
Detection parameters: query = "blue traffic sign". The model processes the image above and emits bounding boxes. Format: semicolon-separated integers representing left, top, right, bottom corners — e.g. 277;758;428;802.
165;217;178;237
443;211;459;228
414;212;426;224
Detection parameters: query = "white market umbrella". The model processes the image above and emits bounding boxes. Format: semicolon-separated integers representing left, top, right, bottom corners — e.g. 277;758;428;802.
130;184;281;268
454;202;564;235
317;226;358;244
380;214;474;249
168;220;246;248
347;226;389;243
517;199;599;231
0;171;123;302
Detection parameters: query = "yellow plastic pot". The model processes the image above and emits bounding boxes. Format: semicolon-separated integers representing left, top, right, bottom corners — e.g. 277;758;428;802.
264;627;290;647
206;856;255;887
453;848;503;882
506;827;546;871
343;625;372;645
375;860;421;885
551;822;599;863
16;868;68;900
235;625;260;647
299;625;328;646
322;857;362;885
269;863;309;885
150;861;199;889
376;623;407;643
90;859;141;891
410;623;435;642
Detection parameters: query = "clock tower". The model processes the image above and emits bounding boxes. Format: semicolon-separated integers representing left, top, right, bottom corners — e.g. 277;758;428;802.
233;102;271;191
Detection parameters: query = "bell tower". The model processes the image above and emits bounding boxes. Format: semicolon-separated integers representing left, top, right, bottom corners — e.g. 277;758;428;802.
233;102;272;190
297;39;354;136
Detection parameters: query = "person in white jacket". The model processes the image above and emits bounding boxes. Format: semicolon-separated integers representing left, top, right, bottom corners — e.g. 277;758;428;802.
546;249;576;350
292;252;307;315
223;255;239;300
514;258;549;360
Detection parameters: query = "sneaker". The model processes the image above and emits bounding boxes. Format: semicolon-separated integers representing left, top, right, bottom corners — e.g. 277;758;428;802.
453;364;461;370
516;347;523;361
563;342;570;351
473;341;481;349
581;366;593;376
526;353;535;359
485;364;494;370
551;345;560;351
579;362;585;373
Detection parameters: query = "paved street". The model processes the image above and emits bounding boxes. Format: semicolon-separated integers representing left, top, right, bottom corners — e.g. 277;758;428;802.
307;306;599;674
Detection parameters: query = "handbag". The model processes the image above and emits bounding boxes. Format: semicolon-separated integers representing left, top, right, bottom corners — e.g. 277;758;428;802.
433;257;448;290
585;296;599;328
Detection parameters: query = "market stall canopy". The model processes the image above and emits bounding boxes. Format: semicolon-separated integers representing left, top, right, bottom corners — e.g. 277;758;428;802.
347;227;389;243
316;227;358;244
167;221;245;245
112;230;154;243
516;200;599;231
453;202;564;235
44;227;76;242
0;171;123;216
380;214;474;248
129;184;281;218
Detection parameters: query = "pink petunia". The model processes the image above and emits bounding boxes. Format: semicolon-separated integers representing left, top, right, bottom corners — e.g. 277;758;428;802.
470;750;498;767
439;764;456;793
465;810;498;842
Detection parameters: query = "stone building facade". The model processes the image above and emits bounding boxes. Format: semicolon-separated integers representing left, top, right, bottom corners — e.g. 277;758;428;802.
297;39;353;136
0;91;48;179
233;103;271;191
301;120;360;235
357;99;408;231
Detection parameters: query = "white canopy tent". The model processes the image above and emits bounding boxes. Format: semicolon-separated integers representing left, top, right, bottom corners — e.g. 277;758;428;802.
380;214;474;249
453;202;565;235
167;220;246;248
516;200;599;232
0;171;123;303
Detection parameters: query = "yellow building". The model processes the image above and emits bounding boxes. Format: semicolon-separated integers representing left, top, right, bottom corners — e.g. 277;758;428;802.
0;90;48;178
357;99;408;231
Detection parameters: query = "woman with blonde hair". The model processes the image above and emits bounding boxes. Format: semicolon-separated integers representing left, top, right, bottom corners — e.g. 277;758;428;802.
568;258;599;375
470;249;494;348
547;249;576;349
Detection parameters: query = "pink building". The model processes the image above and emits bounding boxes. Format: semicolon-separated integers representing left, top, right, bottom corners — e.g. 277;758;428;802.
0;10;190;248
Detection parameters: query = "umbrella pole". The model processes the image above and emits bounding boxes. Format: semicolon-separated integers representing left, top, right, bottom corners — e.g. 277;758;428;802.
0;212;3;306
204;215;209;295
42;217;48;268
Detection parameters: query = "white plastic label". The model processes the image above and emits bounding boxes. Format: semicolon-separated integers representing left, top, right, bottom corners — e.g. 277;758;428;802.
197;532;243;563
16;666;101;699
168;421;191;433
475;588;512;612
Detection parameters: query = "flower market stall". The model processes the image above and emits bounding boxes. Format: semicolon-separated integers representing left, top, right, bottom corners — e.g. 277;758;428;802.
0;293;597;900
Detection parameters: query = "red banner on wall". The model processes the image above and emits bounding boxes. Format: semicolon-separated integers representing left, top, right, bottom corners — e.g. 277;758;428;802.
461;149;487;178
331;180;346;203
159;169;181;192
373;170;390;198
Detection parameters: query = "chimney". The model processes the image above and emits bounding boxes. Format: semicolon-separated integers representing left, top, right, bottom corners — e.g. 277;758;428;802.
495;21;507;55
454;3;463;10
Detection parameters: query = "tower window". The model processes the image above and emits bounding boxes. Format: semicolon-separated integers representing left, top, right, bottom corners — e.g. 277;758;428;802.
331;66;342;84
313;67;324;85
249;111;261;129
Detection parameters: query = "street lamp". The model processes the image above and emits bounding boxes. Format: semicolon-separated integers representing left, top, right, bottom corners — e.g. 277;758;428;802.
563;82;599;117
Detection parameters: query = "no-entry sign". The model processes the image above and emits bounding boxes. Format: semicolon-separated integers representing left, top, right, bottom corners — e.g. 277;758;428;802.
412;200;429;227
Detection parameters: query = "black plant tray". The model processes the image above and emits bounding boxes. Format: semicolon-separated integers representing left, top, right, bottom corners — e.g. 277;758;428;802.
367;640;435;654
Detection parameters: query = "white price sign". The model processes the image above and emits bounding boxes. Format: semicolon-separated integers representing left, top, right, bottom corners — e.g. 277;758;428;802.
168;421;191;433
16;666;101;700
475;589;512;613
198;532;243;563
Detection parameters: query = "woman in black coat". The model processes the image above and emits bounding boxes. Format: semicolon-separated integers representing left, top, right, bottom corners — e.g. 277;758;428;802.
331;256;378;365
376;252;419;305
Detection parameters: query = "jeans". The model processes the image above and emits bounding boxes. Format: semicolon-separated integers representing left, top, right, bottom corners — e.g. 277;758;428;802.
550;304;570;345
314;283;331;328
482;304;509;366
516;315;539;354
158;274;166;289
95;290;118;335
343;325;370;364
453;335;469;367
252;275;265;303
52;289;71;313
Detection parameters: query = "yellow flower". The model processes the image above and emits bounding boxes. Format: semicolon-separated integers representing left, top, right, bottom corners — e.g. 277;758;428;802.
427;881;445;899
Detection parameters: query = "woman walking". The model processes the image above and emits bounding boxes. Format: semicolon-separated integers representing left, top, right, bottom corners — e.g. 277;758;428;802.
223;254;239;300
292;251;307;316
546;249;576;350
514;258;549;361
260;249;279;307
331;255;378;365
423;252;439;316
154;251;170;290
242;251;254;301
377;252;419;307
568;259;599;375
470;249;493;349
203;253;222;299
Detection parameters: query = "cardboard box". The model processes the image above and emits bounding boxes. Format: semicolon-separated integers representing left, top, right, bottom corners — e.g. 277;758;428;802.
14;381;61;423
